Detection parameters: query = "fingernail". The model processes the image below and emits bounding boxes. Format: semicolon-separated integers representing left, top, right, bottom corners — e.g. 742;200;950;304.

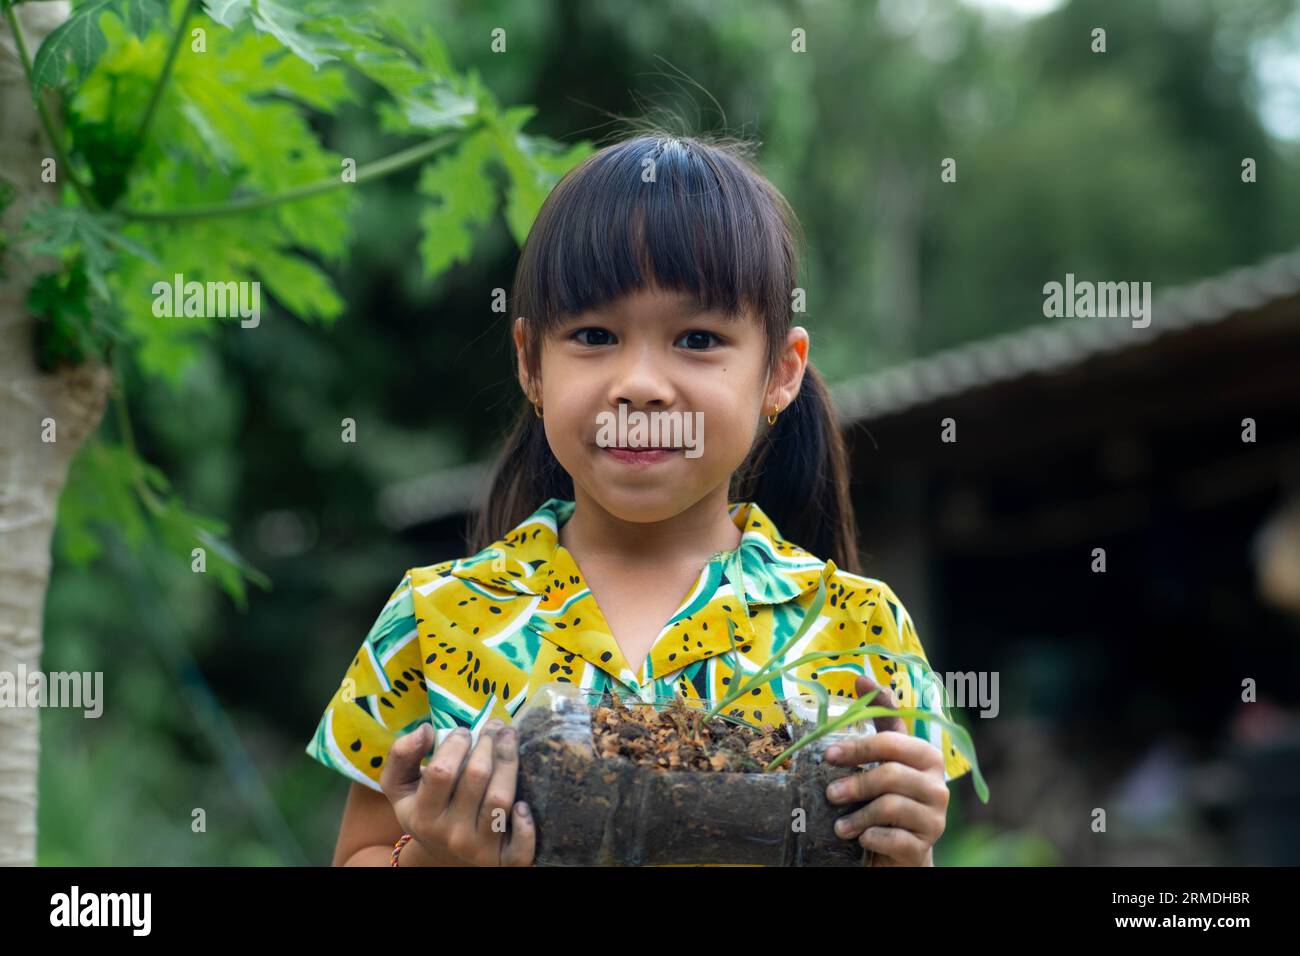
825;745;842;762
517;802;530;817
827;781;845;799
834;818;848;835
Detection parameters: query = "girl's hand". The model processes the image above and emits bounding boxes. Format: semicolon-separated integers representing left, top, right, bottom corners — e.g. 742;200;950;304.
822;674;949;867
380;718;536;866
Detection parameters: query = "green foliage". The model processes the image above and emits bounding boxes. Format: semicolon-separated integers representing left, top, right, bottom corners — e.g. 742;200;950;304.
935;823;1060;867
204;0;340;69
27;262;122;369
21;204;154;300
56;436;270;610
416;128;499;276
8;0;592;607
29;0;167;92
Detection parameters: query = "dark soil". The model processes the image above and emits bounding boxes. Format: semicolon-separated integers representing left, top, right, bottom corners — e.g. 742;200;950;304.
514;688;870;866
592;692;793;773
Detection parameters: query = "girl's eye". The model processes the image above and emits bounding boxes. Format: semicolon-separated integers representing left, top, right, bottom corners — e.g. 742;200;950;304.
677;330;723;350
571;327;616;346
568;328;723;349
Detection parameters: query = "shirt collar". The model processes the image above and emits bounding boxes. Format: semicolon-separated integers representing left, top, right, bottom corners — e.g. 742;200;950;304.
449;497;834;608
448;498;838;691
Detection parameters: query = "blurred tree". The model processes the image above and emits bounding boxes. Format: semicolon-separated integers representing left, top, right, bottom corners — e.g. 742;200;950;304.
0;0;589;865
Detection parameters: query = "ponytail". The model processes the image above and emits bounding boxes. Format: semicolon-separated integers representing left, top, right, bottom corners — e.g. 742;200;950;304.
732;363;860;575
467;407;571;555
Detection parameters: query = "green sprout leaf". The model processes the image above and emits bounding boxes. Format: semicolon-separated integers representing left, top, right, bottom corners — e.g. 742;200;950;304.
765;695;990;805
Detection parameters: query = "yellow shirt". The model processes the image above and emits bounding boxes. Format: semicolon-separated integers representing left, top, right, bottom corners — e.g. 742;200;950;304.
306;497;974;792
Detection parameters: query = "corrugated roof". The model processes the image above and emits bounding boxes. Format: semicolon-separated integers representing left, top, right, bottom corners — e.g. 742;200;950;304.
832;246;1300;424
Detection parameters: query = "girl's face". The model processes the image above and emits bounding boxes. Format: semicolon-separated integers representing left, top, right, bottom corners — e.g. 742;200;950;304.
514;284;808;524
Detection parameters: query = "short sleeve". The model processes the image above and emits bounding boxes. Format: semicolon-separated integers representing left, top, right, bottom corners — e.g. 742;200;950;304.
863;584;974;785
305;570;433;792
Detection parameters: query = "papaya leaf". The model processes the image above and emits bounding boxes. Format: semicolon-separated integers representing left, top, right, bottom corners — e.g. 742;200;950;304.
202;0;339;68
493;110;594;245
415;127;498;277
21;204;156;301
54;438;269;609
30;0;168;92
155;499;270;611
28;258;127;370
55;440;152;564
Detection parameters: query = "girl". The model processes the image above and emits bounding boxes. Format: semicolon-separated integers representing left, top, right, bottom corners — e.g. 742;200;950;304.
307;132;973;866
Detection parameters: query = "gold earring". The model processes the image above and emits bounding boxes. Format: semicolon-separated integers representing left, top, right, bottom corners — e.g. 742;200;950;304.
766;403;779;426
533;399;543;418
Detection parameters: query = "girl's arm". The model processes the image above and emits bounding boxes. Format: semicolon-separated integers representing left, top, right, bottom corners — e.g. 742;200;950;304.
332;782;407;866
333;781;464;866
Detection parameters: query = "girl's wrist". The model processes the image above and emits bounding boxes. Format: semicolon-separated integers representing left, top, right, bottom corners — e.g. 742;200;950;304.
391;833;450;867
390;833;414;866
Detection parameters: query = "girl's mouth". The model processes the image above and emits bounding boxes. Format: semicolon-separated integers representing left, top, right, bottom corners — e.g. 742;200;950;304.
601;447;679;466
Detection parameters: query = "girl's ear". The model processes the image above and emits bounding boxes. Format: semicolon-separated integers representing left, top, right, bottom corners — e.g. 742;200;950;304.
767;327;810;411
513;316;540;402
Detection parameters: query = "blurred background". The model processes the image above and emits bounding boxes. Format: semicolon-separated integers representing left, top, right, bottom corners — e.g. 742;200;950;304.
32;0;1300;865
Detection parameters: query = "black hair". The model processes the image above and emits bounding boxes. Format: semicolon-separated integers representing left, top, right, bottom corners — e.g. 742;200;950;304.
468;132;858;572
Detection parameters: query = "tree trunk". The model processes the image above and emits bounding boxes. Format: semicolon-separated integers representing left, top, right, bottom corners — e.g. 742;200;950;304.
1;0;113;867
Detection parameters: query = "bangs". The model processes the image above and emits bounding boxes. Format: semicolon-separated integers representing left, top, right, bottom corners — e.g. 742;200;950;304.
513;136;799;363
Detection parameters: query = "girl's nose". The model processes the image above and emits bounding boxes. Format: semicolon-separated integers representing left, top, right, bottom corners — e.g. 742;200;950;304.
607;351;677;409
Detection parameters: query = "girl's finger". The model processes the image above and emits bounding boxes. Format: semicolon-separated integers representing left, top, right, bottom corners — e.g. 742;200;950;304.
379;723;432;804
824;727;941;770
445;719;504;823
857;824;930;866
854;674;905;733
826;759;946;807
832;792;935;842
412;727;473;819
499;801;537;867
476;725;521;839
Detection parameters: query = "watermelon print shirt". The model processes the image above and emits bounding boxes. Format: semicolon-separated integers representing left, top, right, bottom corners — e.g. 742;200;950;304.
306;497;974;792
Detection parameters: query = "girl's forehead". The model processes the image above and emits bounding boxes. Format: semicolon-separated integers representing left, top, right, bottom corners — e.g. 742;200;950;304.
576;285;747;322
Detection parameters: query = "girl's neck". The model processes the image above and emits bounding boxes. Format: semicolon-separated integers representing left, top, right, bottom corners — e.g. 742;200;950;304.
558;488;742;570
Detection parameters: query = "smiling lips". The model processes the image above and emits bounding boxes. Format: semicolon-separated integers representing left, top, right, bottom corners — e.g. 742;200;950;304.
601;446;680;465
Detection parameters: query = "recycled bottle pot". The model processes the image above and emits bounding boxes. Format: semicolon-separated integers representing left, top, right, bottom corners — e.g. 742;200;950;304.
512;682;879;867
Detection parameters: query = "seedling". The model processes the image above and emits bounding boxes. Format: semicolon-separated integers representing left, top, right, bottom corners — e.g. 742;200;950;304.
699;565;990;802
